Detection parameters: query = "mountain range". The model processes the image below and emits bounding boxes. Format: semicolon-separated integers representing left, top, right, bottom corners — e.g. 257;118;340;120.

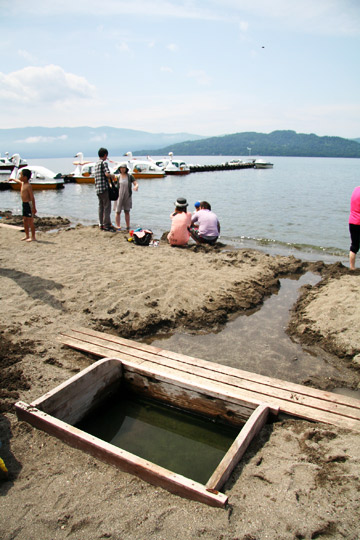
134;130;360;158
0;127;359;159
0;126;204;159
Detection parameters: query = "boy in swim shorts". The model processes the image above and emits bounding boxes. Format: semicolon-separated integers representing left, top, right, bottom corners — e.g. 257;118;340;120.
12;168;37;242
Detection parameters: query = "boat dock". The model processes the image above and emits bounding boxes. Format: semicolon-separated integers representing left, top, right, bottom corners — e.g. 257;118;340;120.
59;327;360;433
189;161;255;172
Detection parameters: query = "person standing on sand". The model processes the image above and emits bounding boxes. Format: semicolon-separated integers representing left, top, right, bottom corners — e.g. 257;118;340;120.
94;147;116;231
349;186;360;270
113;162;138;231
11;168;37;242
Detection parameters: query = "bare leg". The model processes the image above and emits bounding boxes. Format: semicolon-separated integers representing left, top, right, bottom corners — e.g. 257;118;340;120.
349;251;356;270
28;217;36;241
115;212;121;229
125;211;130;229
21;217;30;241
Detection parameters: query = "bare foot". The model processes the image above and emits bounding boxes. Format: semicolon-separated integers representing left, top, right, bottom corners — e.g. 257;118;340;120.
26;237;37;242
21;236;30;241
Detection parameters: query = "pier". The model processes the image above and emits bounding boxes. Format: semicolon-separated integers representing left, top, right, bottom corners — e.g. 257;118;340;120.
190;161;255;172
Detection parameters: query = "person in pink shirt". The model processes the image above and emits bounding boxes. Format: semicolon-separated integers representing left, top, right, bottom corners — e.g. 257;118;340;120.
349;186;360;270
167;197;192;246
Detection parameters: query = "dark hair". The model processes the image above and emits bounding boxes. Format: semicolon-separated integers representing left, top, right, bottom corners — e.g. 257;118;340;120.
200;201;211;211
22;168;31;180
98;147;108;158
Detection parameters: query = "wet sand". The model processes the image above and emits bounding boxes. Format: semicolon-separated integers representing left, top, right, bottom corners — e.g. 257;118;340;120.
1;219;360;540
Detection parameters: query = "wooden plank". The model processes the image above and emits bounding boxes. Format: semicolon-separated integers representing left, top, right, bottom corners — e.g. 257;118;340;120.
32;358;123;424
59;334;360;430
15;401;228;508
0;223;23;230
70;327;360;412
206;404;270;491
122;367;254;425
60;329;360;415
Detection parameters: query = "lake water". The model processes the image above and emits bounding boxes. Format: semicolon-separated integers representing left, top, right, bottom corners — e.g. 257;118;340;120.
1;155;358;263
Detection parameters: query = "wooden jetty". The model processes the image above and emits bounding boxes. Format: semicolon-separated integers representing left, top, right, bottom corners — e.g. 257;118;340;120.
189;161;255;173
58;328;360;433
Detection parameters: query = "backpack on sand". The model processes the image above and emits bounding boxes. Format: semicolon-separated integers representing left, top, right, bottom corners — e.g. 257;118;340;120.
133;229;153;246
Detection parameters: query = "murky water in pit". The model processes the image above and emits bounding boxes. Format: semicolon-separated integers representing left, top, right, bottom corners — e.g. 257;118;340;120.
76;392;240;484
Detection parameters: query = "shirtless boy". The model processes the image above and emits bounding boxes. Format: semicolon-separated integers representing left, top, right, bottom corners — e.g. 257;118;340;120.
12;168;37;242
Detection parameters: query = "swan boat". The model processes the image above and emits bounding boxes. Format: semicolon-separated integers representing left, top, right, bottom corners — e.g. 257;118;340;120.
9;155;64;190
123;152;165;179
0;152;27;174
63;152;96;184
156;152;190;175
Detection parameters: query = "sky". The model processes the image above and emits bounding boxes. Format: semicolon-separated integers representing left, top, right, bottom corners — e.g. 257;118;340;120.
1;0;360;139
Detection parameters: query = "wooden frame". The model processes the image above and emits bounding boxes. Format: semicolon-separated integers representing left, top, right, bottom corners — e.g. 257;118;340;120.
16;357;277;507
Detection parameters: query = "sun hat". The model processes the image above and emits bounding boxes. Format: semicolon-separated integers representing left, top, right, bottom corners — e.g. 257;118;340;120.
175;197;188;208
194;201;200;208
119;162;129;171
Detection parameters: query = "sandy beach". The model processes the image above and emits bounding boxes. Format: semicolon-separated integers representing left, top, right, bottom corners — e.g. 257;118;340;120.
1;217;360;540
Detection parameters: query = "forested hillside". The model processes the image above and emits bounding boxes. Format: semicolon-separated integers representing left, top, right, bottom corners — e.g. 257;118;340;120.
135;130;360;157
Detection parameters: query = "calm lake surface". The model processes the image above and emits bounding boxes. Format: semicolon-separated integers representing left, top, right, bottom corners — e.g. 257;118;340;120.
1;155;358;263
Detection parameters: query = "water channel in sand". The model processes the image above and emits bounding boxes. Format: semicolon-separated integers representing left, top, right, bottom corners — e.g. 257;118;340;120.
146;272;360;397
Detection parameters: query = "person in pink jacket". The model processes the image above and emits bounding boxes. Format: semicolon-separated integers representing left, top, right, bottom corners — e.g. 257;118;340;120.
167;198;192;246
349;186;360;270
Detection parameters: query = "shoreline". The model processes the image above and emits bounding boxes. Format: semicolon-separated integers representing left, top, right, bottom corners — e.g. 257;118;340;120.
1;222;360;539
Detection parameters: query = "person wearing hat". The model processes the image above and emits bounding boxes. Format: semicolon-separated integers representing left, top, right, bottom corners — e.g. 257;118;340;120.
114;162;138;231
167;197;192;246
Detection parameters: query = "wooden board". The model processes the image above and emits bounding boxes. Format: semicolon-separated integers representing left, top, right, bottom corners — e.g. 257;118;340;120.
0;223;23;230
206;404;270;490
59;328;360;432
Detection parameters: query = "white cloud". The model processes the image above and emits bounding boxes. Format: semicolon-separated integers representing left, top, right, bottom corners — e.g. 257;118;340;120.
90;133;108;142
0;65;96;105
160;66;173;73
16;135;68;144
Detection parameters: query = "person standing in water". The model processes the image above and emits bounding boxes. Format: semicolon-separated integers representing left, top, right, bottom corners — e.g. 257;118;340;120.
349;186;360;270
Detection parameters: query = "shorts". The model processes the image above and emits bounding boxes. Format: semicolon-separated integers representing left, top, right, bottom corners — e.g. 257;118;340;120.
22;201;33;218
349;223;360;253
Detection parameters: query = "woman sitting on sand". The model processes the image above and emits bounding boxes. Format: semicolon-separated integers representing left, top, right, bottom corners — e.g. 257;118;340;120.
167;198;192;246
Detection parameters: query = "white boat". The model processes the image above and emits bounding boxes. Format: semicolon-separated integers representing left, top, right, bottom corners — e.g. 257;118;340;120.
122;152;165;179
9;154;64;190
156;152;190;175
254;159;273;169
0;152;27;174
64;152;95;184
